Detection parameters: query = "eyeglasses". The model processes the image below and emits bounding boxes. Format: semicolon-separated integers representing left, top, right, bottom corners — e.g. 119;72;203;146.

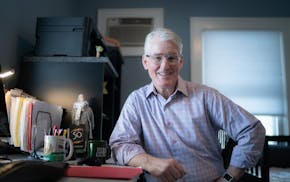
145;54;181;65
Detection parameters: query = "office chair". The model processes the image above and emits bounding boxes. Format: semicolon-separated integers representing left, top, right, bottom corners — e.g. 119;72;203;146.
261;135;290;182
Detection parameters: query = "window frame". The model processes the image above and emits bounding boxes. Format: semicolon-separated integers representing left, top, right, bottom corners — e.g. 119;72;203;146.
190;17;290;135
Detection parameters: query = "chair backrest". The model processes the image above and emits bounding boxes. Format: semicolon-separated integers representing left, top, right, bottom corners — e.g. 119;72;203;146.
261;135;290;182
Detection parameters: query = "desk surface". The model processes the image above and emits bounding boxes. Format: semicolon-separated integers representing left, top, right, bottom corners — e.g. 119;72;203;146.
3;154;142;182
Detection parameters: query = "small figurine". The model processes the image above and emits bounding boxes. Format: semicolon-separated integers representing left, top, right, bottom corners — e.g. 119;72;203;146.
72;94;94;140
95;45;104;58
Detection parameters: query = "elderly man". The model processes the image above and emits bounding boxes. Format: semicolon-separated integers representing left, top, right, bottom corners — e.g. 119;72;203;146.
109;28;265;182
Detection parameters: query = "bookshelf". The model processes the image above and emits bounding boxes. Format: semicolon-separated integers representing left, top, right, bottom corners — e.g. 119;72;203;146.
18;56;120;141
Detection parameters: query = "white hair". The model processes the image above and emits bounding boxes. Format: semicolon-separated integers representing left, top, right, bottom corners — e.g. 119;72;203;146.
144;28;183;55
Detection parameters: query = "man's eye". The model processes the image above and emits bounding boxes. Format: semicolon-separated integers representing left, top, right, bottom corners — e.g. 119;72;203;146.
167;56;176;61
154;56;162;61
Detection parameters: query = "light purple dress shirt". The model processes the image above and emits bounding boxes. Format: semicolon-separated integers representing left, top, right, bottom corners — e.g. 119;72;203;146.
109;78;265;181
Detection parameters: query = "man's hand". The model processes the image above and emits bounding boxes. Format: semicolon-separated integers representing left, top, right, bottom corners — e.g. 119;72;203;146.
128;153;186;182
146;157;186;181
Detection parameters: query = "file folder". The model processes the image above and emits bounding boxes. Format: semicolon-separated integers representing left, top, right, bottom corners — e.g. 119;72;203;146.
5;89;63;153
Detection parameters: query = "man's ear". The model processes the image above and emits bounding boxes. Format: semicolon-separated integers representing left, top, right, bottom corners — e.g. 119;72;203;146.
179;56;184;69
142;54;148;70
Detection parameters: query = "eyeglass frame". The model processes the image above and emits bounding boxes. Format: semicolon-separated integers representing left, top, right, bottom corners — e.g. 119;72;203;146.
145;54;182;65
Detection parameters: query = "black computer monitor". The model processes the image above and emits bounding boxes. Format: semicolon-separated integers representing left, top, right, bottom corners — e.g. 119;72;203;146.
0;65;10;139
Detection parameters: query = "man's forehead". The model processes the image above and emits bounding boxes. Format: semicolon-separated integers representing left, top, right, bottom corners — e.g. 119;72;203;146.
147;39;180;53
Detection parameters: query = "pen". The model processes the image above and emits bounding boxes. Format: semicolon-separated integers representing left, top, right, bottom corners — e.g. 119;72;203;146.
53;125;57;136
57;129;63;136
63;129;67;137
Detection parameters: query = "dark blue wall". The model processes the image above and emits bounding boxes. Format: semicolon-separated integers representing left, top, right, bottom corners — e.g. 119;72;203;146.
1;0;290;106
0;0;78;86
75;0;290;105
76;0;290;80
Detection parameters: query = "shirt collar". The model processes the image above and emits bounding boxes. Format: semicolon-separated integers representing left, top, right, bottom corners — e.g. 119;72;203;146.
145;77;189;98
176;77;189;97
145;83;156;98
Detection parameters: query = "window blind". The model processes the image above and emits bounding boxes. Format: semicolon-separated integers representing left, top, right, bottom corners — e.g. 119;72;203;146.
202;30;286;116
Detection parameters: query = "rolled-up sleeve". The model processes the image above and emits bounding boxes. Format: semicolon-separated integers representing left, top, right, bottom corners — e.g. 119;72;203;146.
230;120;266;168
208;89;266;168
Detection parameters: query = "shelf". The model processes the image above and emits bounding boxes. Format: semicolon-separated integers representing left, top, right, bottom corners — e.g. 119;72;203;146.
20;53;122;141
23;56;119;78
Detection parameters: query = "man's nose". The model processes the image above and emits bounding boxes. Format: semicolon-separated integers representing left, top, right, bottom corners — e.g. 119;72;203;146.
159;58;171;67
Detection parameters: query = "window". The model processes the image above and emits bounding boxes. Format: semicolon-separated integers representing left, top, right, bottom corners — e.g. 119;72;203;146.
97;8;163;56
190;18;290;135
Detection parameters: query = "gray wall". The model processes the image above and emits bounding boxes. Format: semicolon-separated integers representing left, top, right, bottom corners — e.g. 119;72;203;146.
1;0;290;109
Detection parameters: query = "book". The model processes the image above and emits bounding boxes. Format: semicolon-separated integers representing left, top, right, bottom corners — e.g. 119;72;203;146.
65;165;142;180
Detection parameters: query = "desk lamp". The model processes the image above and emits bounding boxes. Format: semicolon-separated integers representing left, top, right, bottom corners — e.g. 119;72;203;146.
0;68;15;79
0;66;15;93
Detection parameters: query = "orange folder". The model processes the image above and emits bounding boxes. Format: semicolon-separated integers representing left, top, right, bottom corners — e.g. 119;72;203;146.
65;165;143;180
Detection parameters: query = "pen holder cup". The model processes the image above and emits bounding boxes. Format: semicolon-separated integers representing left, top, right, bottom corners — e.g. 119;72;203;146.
43;135;74;161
